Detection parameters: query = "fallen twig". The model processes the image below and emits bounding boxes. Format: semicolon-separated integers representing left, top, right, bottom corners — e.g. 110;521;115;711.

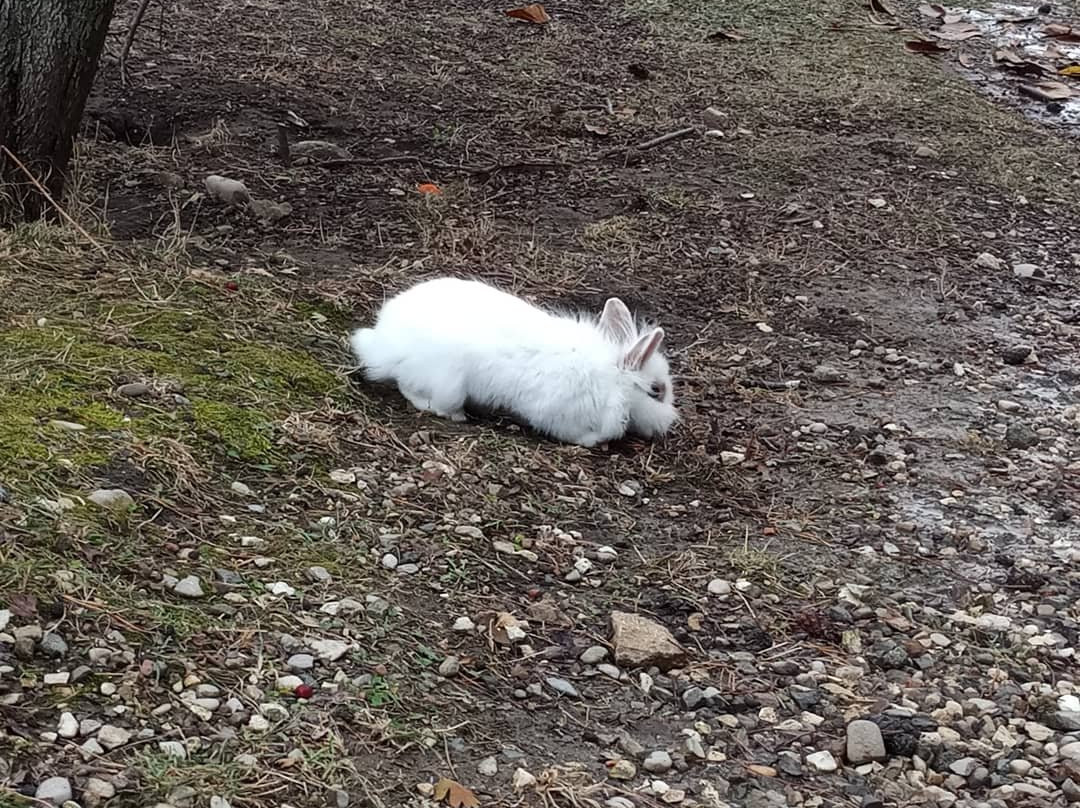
0;145;108;256
604;125;697;157
277;123;292;167
312;126;699;177
120;0;155;83
742;378;802;391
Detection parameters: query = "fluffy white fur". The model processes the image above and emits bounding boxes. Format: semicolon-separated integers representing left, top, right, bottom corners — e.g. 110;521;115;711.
350;277;677;447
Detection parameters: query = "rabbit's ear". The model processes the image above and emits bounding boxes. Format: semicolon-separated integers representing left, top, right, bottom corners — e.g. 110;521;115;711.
599;298;636;344
622;327;664;370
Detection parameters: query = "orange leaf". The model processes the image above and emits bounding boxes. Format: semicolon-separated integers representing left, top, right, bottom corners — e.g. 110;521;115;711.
417;183;442;195
505;3;550;23
434;777;480;808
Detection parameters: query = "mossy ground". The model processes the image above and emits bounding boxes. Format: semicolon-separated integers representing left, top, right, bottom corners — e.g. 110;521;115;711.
0;223;352;620
0;224;345;484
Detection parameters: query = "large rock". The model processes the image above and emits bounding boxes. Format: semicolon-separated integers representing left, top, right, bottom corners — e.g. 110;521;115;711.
35;778;72;806
610;611;686;670
846;719;887;764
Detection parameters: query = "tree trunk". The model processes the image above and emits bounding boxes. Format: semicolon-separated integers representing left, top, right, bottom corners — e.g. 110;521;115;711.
0;0;116;223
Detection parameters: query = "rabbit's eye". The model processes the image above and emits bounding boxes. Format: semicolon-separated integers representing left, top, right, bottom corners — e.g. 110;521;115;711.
649;382;664;400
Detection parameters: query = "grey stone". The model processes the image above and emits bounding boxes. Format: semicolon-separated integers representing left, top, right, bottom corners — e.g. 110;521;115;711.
1005;423;1039;450
40;632;68;657
88;488;136;511
1049;711;1080;732
643;750;673;773
579;645;608;664
846;719;887;764
98;724;132;749
439;656;461;677
287;653;315;672
173;576;205;598
326;787;350;808
949;757;980;777
35;777;72;806
1062;778;1080;803
85;777;116;800
806;750;838;772
545;676;579;698
610;611;686;671
682;686;706;709
117;382;150;397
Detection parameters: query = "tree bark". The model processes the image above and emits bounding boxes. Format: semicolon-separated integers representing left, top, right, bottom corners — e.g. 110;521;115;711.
0;0;117;223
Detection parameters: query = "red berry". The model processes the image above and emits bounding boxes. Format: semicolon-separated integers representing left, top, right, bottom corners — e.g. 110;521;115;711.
224;280;239;292
294;684;314;699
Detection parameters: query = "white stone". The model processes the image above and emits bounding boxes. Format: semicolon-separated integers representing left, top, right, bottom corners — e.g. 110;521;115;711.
57;712;79;738
310;639;350;662
159;740;187;759
806;750;838;772
35;777;72;805
85;777;116;800
173;576;205;598
97;724;132;749
707;578;732;596
87;488;135;511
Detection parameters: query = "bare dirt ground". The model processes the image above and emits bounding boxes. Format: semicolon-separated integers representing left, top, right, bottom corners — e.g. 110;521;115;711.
2;0;1080;807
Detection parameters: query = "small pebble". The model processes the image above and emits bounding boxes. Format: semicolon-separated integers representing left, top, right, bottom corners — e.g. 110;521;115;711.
643;750;673;773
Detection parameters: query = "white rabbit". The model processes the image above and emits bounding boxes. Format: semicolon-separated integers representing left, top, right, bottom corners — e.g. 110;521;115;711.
349;277;677;447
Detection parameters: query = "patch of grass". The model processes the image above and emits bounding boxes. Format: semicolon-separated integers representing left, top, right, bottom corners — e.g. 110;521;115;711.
191;399;275;463
726;545;781;581
0;223;346;489
135;750;252;803
581;216;640;256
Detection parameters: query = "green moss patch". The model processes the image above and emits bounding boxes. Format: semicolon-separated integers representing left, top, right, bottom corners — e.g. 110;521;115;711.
0;226;347;491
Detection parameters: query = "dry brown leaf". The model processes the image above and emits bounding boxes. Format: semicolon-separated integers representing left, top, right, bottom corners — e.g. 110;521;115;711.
7;592;37;618
505;3;550;24
1044;23;1080;42
1020;80;1074;101
434;778;480;808
935;21;981;41
942;12;964;24
687;612;705;631
489;611;528;645
918;3;945;18
1044;43;1066;59
994;51;1044;75
1061;65;1080;77
905;39;950;54
868;0;895;15
747;764;778;777
525;598;572;626
957;52;976;68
